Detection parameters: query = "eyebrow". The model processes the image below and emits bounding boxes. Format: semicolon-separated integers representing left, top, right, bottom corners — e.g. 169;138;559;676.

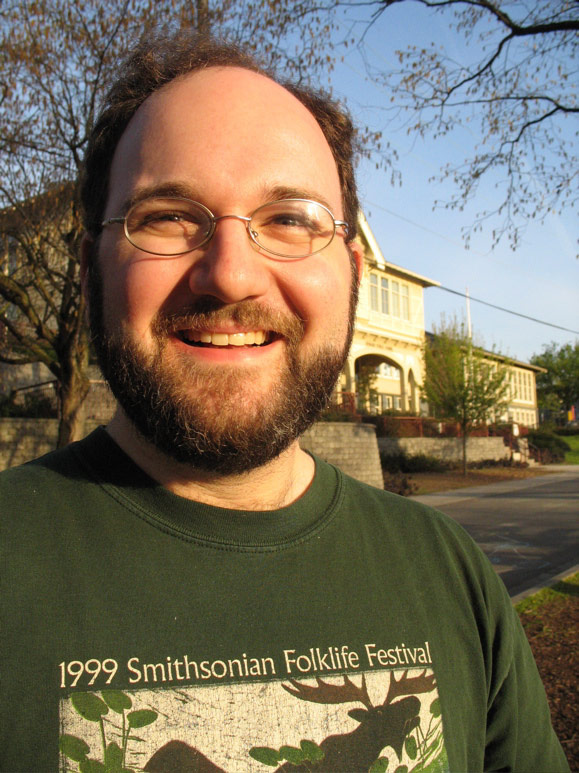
121;182;338;216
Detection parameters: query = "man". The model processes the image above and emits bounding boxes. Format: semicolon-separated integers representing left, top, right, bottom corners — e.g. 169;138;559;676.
1;33;569;773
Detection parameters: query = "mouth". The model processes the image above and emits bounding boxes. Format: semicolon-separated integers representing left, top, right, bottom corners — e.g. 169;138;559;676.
177;330;273;348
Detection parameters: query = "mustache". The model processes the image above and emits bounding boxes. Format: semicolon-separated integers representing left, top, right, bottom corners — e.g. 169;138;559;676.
152;300;305;346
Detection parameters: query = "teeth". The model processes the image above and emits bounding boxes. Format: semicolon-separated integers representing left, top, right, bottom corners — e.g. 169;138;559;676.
181;330;269;346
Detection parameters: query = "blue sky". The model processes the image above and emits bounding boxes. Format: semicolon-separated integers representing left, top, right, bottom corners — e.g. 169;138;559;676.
319;2;578;363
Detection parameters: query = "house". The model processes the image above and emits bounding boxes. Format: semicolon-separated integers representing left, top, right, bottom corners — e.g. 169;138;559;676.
337;212;439;415
340;214;542;428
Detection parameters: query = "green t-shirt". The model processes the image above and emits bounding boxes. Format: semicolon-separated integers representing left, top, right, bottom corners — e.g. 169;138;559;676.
1;428;569;772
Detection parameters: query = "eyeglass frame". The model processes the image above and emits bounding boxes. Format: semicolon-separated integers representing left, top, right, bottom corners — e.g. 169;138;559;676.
101;196;350;259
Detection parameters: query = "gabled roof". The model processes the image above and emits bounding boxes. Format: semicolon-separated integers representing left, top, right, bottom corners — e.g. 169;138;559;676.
357;212;440;288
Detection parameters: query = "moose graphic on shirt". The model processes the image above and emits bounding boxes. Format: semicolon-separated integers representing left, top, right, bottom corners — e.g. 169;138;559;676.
60;669;448;772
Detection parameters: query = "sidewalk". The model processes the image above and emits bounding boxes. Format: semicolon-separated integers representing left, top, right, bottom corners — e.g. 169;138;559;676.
410;465;579;508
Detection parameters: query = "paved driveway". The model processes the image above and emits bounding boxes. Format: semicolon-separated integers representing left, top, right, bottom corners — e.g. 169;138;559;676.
411;466;579;599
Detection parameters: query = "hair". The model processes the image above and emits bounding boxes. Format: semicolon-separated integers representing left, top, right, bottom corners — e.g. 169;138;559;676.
81;32;359;242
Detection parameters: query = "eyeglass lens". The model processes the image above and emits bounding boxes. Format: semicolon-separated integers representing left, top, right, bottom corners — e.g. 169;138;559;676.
124;198;336;258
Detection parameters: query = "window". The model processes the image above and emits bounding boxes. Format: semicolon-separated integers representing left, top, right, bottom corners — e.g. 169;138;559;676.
400;284;409;320
380;277;389;314
378;363;400;380
369;273;378;311
368;273;410;320
391;281;400;318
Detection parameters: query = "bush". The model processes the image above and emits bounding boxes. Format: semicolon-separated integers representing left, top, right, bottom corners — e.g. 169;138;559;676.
382;471;417;497
380;451;451;474
556;427;579;437
0;392;57;418
527;430;570;463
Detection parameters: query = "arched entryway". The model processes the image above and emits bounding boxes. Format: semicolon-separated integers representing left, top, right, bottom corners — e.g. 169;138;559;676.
354;354;404;414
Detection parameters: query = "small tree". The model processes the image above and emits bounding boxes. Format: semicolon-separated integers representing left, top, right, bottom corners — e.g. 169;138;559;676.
531;341;579;423
356;363;379;413
422;322;510;473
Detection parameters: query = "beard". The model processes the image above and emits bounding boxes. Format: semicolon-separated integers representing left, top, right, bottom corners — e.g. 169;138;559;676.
88;259;358;475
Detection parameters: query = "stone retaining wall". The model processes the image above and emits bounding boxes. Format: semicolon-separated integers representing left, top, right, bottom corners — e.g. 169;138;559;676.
0;419;385;489
378;436;510;462
301;422;384;488
0;419;102;471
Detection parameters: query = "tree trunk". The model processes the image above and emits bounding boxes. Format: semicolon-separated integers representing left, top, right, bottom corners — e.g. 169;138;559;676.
461;425;467;476
56;333;90;448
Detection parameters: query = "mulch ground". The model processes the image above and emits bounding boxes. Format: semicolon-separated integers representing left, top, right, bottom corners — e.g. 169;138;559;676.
517;578;579;769
409;465;557;495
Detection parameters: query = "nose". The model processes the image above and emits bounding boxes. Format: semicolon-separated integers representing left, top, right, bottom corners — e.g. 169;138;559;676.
187;217;270;303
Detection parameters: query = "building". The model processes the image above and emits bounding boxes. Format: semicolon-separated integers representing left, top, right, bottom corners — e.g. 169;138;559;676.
340;214;542;428
337;213;439;415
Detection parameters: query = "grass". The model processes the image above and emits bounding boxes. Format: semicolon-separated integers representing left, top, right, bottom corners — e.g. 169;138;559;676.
515;571;579;615
559;434;579;464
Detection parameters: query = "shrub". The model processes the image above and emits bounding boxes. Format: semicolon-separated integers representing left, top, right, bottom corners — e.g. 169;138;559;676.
380;451;451;474
0;392;57;418
556;427;579;437
527;430;570;463
382;471;417;497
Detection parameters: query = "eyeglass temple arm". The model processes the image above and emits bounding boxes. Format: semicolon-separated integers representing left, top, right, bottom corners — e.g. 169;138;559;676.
335;220;349;237
101;217;126;226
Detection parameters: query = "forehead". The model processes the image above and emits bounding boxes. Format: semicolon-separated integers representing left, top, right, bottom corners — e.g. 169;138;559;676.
105;67;343;216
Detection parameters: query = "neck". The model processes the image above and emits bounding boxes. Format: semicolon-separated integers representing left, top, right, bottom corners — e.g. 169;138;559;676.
106;410;315;511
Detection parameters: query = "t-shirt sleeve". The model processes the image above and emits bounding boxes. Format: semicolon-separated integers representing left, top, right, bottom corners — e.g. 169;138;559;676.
483;578;570;771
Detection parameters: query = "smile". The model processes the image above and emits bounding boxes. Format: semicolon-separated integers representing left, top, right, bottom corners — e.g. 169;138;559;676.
178;330;271;347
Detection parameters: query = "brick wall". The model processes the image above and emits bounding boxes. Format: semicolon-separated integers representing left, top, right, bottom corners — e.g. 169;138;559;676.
0;419;385;489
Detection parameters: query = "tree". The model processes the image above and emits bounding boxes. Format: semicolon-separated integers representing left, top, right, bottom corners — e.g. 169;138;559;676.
421;321;510;473
531;341;579;420
0;0;342;445
335;0;578;250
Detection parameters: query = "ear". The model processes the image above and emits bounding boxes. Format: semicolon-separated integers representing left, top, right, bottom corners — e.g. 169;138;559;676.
80;234;94;320
348;239;364;285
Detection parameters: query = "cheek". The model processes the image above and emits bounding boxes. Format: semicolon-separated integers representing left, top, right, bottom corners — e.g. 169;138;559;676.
99;254;188;340
280;257;354;341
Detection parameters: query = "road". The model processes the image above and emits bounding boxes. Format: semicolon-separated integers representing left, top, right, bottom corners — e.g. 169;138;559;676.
410;466;579;599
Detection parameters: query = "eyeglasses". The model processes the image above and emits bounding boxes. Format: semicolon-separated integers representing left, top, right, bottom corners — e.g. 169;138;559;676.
101;197;349;259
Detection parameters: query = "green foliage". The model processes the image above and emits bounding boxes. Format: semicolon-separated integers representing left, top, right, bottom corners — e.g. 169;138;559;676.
527;430;570;463
60;691;157;772
558;434;579;464
356;363;379;414
515;573;578;616
531;342;579;416
380;451;451;474
249;739;324;767
0;391;57;418
422;320;510;472
423;323;510;429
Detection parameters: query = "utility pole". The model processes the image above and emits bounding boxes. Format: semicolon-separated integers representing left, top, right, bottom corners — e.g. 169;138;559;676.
466;286;472;339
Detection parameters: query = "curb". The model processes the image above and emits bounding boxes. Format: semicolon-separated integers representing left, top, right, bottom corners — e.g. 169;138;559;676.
511;564;579;604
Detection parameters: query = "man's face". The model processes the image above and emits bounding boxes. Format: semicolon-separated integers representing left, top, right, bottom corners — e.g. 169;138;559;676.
88;67;361;473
